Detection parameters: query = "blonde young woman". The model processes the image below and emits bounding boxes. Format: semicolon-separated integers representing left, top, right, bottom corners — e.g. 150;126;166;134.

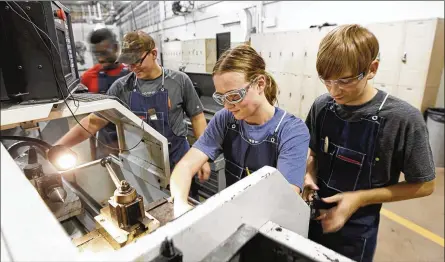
169;45;310;217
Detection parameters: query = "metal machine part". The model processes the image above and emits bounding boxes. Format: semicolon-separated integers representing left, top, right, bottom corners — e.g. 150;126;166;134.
16;146;72;210
47;185;68;203
100;156;146;230
20;154;81;221
24;162;44;179
201;223;316;262
200;222;352;262
5;141;69;204
73;155;164;250
151;238;184;262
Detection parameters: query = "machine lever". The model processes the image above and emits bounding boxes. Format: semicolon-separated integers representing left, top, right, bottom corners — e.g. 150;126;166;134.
101;156;121;188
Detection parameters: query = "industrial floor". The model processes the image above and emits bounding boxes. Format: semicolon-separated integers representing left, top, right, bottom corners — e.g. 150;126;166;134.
374;168;444;262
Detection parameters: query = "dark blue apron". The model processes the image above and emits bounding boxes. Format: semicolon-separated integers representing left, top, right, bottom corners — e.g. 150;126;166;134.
96;67;130;158
98;67;130;94
309;93;389;262
223;109;287;187
127;69;191;171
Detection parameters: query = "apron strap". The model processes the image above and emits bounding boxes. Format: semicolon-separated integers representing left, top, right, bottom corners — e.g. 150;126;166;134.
227;113;239;130
273;110;287;134
376;93;389;114
120;67;130;77
160;67;165;90
125;72;137;91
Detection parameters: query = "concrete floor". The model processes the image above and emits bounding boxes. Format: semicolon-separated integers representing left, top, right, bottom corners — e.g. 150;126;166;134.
374;168;444;262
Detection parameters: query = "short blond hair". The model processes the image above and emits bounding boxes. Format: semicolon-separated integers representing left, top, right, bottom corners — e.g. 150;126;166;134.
316;24;379;80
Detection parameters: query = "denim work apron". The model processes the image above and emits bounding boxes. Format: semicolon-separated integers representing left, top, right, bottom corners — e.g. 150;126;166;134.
127;68;190;170
222;110;287;187
98;67;130;94
309;93;390;262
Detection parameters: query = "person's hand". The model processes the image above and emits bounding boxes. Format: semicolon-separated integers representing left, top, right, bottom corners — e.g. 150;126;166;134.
173;199;194;218
302;173;319;201
198;162;211;183
316;191;364;233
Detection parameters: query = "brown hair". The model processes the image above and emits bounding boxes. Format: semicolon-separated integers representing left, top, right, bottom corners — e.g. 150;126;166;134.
213;44;278;105
316;24;379;80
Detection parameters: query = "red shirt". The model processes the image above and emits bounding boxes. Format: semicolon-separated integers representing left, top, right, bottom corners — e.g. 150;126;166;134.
80;64;127;93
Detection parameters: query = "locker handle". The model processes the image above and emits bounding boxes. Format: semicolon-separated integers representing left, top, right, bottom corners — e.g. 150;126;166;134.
402;52;407;63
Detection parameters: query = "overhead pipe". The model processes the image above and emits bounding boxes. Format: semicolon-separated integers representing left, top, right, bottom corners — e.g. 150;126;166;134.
81;5;85;20
97;2;102;20
244;8;253;42
87;5;92;24
257;1;264;34
66;1;90;5
104;1;132;25
92;5;96;19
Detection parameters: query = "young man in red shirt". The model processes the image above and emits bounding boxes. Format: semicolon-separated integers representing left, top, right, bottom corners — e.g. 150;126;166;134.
80;28;129;93
79;28;129;158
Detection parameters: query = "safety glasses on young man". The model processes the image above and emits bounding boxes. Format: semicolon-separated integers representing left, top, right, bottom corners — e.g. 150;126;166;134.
319;72;365;88
213;81;256;106
92;49;114;58
129;51;150;67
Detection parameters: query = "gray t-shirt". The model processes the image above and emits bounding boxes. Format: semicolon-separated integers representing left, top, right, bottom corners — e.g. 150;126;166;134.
305;89;436;185
106;68;204;137
193;107;310;189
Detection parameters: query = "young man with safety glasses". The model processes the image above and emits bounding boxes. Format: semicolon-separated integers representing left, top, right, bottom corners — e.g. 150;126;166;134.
80;28;129;94
303;24;436;262
76;28;130;159
55;31;210;199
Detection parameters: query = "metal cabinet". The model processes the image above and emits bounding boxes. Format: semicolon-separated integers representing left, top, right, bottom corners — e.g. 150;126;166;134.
162;39;217;74
367;21;406;90
181;39;217;74
161;41;183;71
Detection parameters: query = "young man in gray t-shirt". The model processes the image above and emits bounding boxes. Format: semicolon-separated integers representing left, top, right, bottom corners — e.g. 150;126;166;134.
55;31;211;187
303;24;436;262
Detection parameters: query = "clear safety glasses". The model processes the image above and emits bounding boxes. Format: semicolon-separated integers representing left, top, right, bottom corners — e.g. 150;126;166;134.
319;72;365;88
212;83;251;106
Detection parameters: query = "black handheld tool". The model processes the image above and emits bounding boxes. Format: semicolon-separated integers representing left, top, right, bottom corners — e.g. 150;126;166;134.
306;191;337;220
151;237;183;262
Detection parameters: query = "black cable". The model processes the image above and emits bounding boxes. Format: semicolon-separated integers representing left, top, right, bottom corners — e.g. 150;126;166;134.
0;135;52;149
8;2;145;152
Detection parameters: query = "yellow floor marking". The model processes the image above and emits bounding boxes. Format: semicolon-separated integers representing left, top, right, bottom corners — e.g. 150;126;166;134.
380;208;444;247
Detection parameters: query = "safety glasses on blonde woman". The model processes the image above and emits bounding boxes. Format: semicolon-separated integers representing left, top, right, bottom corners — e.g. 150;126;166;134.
212;77;259;106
